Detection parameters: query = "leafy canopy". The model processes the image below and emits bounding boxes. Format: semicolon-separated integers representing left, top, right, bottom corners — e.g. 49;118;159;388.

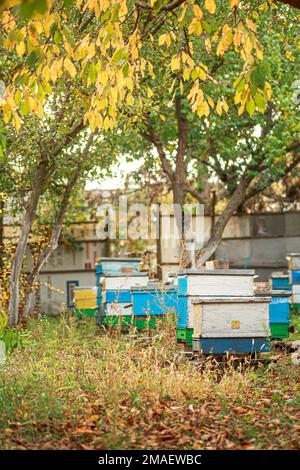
0;0;298;133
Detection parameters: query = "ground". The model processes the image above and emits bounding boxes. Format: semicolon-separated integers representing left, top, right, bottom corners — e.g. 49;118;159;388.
0;315;299;450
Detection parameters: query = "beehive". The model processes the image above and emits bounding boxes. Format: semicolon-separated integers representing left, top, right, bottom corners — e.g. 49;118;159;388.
286;254;300;313
130;285;178;329
256;290;291;339
271;273;291;291
176;269;256;347
97;272;149;327
191;296;270;354
74;286;97;318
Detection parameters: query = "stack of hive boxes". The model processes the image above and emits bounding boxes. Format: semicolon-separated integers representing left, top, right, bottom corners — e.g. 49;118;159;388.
96;257;149;327
287;253;300;314
176;269;271;355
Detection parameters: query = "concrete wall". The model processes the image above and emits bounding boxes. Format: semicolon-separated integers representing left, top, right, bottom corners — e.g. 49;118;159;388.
160;212;300;281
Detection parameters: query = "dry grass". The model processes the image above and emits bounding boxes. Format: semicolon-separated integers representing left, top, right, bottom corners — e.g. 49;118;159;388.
0;315;299;450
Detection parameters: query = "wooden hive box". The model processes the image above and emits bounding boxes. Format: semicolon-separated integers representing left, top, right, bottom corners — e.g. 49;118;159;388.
96;272;149;327
176;269;256;346
271;273;291;291
289;270;300;286
74;286;97;318
287;253;300;271
177;269;255;297
131;285;178;317
256;290;291;339
191;296;271;354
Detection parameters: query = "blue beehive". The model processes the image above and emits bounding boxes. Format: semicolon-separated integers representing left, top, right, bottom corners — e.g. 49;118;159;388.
256;290;291;339
131;285;178;316
290;270;300;285
95;257;149;326
271;273;291;291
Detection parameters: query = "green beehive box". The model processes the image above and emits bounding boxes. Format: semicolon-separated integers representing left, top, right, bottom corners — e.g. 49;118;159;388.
270;323;289;339
176;328;193;346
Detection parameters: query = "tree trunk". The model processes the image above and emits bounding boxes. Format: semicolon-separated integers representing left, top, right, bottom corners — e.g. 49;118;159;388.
22;135;94;318
8;160;47;326
195;177;252;267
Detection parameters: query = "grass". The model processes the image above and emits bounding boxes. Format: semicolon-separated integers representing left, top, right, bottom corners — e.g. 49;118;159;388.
0;314;299;450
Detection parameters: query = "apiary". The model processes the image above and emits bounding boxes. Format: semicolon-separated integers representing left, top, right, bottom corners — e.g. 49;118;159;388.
191;296;271;354
256;290;291;339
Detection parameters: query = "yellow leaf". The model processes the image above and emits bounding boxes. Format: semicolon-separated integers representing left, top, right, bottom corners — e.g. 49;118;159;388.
205;0;216;14
198;67;206;81
147;87;154;98
16;41;25;56
171;55;180;71
246;19;257;32
193;5;203;19
158;34;166;46
223;99;229;112
230;0;240;8
13;112;21;131
64;57;76;78
126;94;134;106
216;101;222;116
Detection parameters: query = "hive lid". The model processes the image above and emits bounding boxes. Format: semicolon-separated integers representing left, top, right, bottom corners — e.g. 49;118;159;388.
287;253;300;258
97;257;142;262
177;269;255;276
131;285;177;291
190;296;271;304
271;273;289;278
74;286;97;290
103;272;148;277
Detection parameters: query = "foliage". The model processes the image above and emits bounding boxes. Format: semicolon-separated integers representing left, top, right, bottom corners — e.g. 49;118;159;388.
0;1;298;133
0;316;299;450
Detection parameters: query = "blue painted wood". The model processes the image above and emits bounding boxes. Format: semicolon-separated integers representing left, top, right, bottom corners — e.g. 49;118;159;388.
131;288;178;316
177;276;187;295
106;290;132;303
177;295;188;328
269;297;290;324
192;337;270;354
271;276;291;291
291;270;300;285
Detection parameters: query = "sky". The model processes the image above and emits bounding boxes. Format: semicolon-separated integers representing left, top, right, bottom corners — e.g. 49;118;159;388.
85;156;144;191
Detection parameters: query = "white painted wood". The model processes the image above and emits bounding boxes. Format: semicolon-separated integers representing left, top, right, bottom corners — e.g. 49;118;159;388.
292;285;300;294
193;304;202;338
186;274;254;296
106;302;132;316
287;254;300;270
192;300;270;338
292;293;300;303
105;275;149;291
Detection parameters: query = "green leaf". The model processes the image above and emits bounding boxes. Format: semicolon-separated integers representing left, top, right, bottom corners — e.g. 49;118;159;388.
250;66;265;89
